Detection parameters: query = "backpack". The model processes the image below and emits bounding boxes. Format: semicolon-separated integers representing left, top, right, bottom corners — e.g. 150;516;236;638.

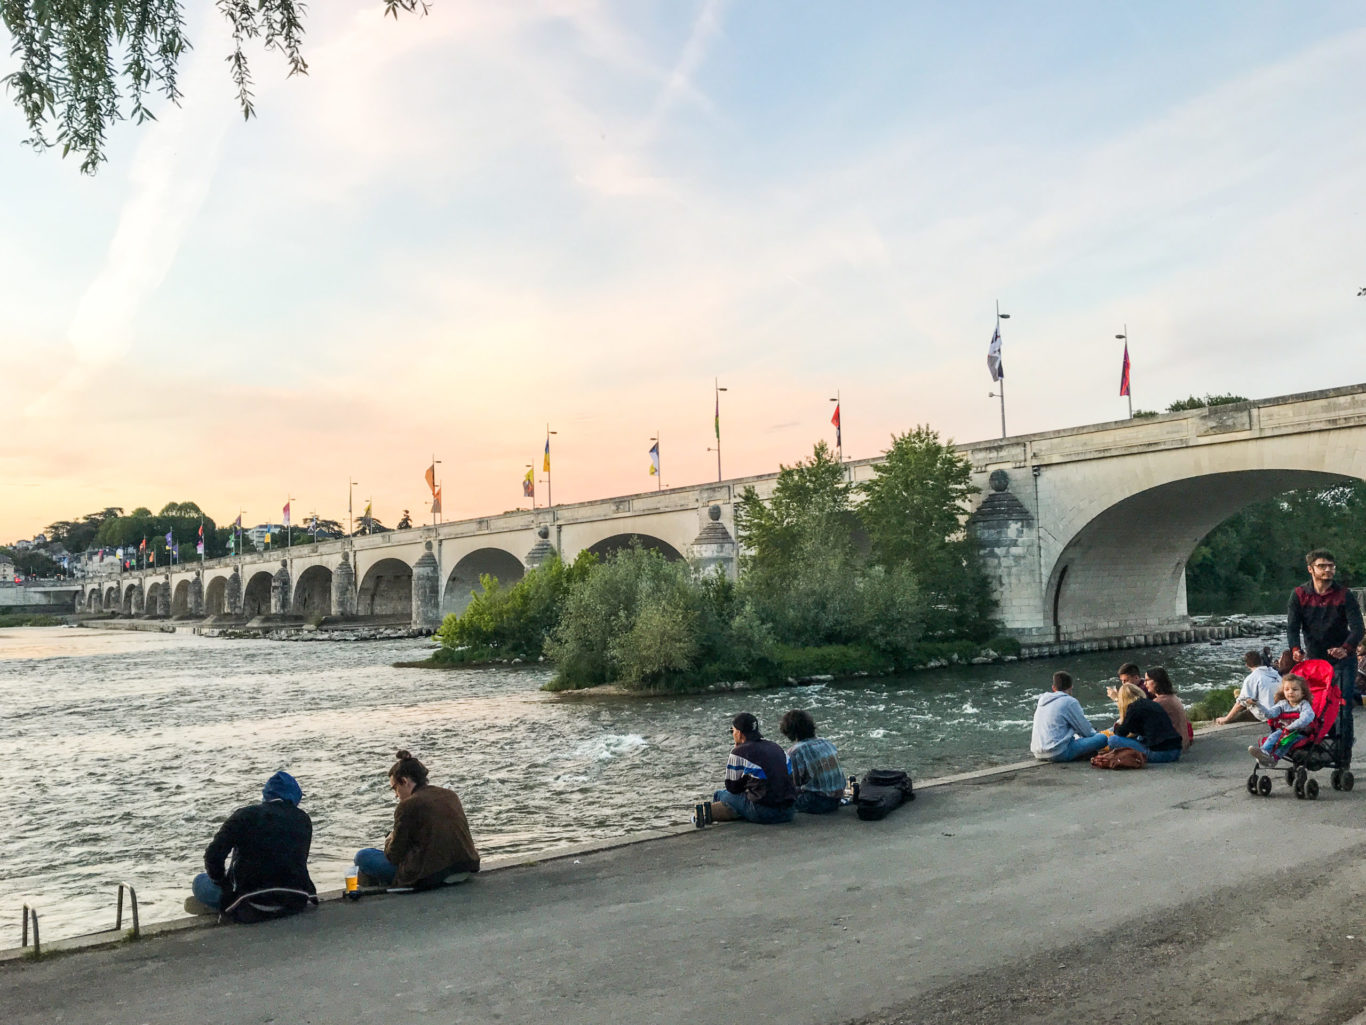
855;769;915;820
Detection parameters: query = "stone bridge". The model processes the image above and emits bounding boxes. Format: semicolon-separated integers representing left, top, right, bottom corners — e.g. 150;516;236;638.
75;383;1366;643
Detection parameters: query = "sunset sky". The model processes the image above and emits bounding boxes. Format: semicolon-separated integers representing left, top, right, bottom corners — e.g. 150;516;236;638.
2;1;1363;542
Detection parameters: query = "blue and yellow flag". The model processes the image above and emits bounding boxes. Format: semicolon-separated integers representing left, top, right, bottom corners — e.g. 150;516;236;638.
649;441;660;476
543;437;551;472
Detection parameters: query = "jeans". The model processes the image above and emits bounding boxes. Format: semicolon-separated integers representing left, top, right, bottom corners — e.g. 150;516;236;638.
1332;656;1355;763
1107;734;1181;764
713;789;795;824
354;848;397;885
794;790;842;814
1043;734;1109;763
1260;728;1295;760
191;873;223;909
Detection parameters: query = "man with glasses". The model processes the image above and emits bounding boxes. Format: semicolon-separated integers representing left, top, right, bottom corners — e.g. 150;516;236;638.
1288;549;1364;762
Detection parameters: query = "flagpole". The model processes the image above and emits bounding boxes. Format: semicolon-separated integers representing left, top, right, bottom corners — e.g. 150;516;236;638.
1116;325;1132;418
829;389;842;464
546;424;557;508
286;495;294;548
996;301;1010;438
348;479;357;538
709;379;728;482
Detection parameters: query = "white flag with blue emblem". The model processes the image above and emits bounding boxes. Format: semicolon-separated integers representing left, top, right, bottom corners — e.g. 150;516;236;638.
987;324;1003;382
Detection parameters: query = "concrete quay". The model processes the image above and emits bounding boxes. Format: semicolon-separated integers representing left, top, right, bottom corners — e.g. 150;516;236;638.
4;724;1366;1025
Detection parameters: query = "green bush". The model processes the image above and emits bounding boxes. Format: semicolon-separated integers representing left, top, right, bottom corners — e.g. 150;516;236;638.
768;643;891;678
1188;686;1238;722
0;613;63;627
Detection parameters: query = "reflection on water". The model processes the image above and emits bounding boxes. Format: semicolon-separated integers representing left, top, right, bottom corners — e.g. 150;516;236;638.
0;622;1279;940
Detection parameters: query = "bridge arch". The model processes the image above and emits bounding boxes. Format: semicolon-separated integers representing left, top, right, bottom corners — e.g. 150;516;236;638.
172;579;192;617
357;558;412;620
243;570;274;618
443;548;525;616
103;585;118;611
122;583;142;616
204;576;227;616
583;533;685;562
144;581;163;617
294;565;333;620
85;589;100;611
1044;469;1350;642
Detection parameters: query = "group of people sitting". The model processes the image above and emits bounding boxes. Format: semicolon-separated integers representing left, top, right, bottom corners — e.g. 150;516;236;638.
186;749;479;922
187;711;844;922
1030;661;1192;764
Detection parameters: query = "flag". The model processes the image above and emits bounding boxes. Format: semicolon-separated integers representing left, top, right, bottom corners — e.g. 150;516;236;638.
282;501;291;526
987;324;1003;382
361;500;372;519
649;441;660;477
1119;342;1131;397
265;532;271;544
228;534;236;553
165;530;173;547
523;467;535;497
138;538;146;551
424;464;437;496
234;514;242;529
116;547;124;559
714;392;720;440
98;548;105;563
309;515;318;535
173;543;179;560
543;437;551;472
431;486;442;515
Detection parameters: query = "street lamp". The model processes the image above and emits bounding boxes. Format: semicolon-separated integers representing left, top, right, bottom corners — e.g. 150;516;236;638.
1116;326;1132;418
707;379;728;482
545;424;558;507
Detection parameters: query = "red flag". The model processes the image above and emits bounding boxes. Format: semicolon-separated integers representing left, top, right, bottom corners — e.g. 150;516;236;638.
138;538;146;551
431;485;442;515
1119;343;1131;397
831;402;841;449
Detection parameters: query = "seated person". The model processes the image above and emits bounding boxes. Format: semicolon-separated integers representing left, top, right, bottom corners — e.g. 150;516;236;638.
779;708;846;813
187;770;316;920
1030;670;1107;762
709;712;796;824
1248;674;1315;767
1106;662;1149;702
355;750;480;889
1216;650;1282;724
1145;666;1192;750
1107;683;1184;764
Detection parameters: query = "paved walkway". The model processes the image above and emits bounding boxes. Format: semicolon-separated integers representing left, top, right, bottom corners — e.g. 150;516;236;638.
5;725;1365;1025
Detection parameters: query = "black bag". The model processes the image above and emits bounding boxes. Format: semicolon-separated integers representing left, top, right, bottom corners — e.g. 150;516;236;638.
855;769;915;821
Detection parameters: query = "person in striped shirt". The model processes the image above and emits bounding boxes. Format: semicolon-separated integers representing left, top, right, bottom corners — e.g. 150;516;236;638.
709;712;796;823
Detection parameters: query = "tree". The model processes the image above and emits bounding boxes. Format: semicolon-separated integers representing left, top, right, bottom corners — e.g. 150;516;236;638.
397;510;413;530
2;1;427;173
859;426;995;640
46;507;122;553
1166;394;1249;412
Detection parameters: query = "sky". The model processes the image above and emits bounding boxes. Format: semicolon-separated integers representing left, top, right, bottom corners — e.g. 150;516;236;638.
1;1;1363;542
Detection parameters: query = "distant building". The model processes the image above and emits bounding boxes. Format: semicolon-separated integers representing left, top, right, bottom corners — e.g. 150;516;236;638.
246;524;286;551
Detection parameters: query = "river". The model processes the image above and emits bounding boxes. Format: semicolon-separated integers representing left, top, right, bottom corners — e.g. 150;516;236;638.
0;622;1281;941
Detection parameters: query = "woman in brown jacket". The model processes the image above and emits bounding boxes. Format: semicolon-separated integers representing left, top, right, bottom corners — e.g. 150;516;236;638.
1146;667;1193;752
354;750;480;889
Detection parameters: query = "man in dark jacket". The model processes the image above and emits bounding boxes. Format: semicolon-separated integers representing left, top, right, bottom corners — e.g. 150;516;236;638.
1288;548;1364;762
710;712;796;824
187;770;317;920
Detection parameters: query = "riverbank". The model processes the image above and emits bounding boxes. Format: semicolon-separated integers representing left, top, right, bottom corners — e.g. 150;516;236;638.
4;723;1363;1025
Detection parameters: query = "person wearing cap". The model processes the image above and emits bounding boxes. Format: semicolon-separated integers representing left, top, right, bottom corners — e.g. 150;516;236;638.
186;770;316;920
710;712;797;824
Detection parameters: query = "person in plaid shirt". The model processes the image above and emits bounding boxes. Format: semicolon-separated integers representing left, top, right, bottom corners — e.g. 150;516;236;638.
780;709;847;814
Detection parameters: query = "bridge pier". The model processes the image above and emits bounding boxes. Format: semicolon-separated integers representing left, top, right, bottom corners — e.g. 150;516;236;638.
225;569;242;616
271;563;291;616
332;553;356;617
412;542;440;630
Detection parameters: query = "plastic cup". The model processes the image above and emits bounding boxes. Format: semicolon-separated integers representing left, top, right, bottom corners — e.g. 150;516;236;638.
345;868;359;892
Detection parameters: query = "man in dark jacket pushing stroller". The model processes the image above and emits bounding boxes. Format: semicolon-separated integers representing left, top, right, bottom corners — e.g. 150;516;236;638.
1288;549;1363;765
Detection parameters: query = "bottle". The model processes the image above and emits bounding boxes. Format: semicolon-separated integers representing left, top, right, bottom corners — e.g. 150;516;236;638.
848;775;859;803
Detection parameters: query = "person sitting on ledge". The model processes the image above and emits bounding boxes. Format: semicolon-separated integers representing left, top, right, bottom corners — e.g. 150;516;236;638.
780;709;847;813
186;770;317;921
1216;650;1282;725
1145;666;1192;751
1106;662;1149;702
1030;671;1108;763
708;712;797;824
1107;682;1184;764
354;749;480;889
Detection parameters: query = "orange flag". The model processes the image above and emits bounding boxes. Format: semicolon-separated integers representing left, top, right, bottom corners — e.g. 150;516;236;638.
424;463;437;496
431;485;442;515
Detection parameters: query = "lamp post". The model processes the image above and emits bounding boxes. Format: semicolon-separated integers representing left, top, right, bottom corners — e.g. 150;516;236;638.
650;432;661;490
348;479;358;537
1116;325;1133;418
707;379;728;482
545;424;558;507
286;494;295;548
986;301;1010;439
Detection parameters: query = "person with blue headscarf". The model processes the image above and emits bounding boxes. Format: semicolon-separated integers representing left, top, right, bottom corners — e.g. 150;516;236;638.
187;770;317;921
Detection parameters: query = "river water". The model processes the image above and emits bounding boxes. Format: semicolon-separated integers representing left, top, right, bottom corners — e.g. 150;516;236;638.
0;622;1282;941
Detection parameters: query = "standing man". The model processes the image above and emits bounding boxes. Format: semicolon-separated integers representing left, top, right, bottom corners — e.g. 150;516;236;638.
710;712;796;824
1031;671;1108;762
1288;549;1364;762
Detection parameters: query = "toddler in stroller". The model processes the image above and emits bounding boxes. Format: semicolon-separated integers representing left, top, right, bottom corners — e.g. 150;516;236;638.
1245;659;1354;799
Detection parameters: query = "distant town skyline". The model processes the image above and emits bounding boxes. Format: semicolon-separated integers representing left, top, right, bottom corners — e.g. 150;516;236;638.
3;1;1364;542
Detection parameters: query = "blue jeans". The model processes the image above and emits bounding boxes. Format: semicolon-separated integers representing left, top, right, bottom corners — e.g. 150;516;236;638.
1108;734;1181;763
192;873;223;909
1332;656;1355;762
354;848;397;885
794;791;842;814
1043;734;1109;763
713;789;795;824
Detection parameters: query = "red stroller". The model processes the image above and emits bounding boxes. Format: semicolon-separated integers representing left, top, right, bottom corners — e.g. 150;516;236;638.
1246;659;1354;799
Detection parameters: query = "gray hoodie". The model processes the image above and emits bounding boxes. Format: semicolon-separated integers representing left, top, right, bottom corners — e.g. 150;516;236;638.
1030;690;1098;759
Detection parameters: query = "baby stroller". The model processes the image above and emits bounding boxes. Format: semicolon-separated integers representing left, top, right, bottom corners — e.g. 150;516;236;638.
1246;658;1354;800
